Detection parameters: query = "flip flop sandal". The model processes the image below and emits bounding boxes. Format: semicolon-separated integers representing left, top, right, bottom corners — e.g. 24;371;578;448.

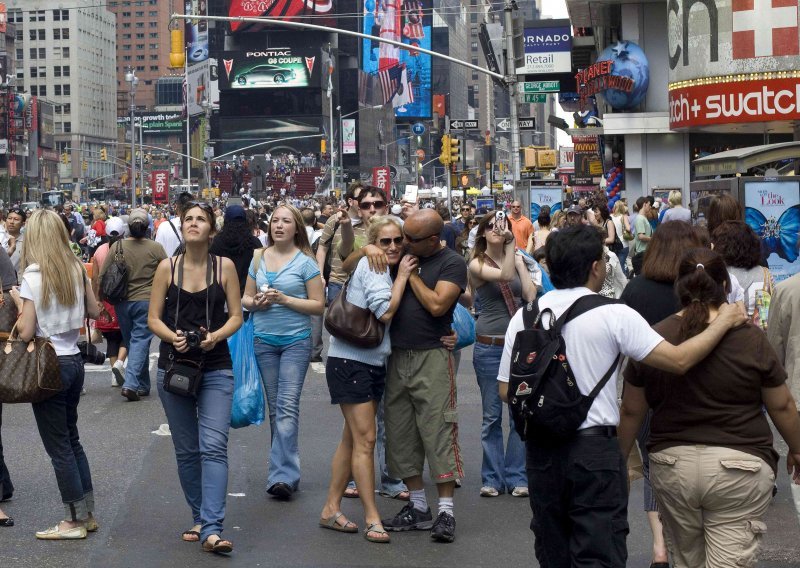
319;511;358;533
343;487;360;498
202;535;233;554
182;527;201;542
364;523;390;544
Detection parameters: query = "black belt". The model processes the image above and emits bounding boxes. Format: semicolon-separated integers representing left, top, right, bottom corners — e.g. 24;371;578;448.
575;426;617;438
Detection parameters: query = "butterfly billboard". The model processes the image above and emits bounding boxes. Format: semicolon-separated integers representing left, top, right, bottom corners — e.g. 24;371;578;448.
218;48;321;90
744;180;800;282
362;0;432;119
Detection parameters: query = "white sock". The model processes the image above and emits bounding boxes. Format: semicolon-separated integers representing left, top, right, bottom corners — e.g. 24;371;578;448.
410;489;428;512
438;497;454;517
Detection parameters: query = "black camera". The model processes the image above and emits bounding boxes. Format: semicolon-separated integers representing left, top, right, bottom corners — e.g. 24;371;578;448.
78;341;106;365
184;330;207;349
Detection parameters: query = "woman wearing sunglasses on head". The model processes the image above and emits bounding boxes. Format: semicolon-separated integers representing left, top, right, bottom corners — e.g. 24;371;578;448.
319;216;417;543
469;211;537;499
148;201;243;555
242;203;325;501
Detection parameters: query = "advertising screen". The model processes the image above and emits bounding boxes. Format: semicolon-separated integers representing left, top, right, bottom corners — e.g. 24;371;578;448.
744;180;800;282
117;112;184;133
228;0;335;32
219;48;321;90
38;100;55;149
185;0;209;64
362;0;431;118
530;182;563;220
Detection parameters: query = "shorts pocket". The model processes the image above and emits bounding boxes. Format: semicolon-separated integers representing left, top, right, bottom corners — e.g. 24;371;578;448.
720;459;762;473
647;452;680;497
443;410;458;424
574;455;622;507
649;452;678;466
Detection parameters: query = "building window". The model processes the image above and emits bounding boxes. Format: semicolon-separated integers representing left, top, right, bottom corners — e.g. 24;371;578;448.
53;9;61;21
149;33;158;38
30;67;38;78
38;10;45;21
149;65;159;71
136;65;145;71
471;41;478;51
149;54;158;60
122;33;131;39
63;85;70;96
15;30;22;41
30;48;37;59
149;21;158;27
63;66;70;77
29;29;37;40
122;23;131;28
15;49;23;60
63;47;70;57
136;44;145;49
53;28;60;40
136;22;144;28
136;55;145;61
149;10;158;16
54;85;61;95
149;43;158;49
63;103;71;114
54;66;61;77
64;122;71;133
39;86;47;97
136;33;145;38
62;9;69;20
135;11;144;16
38;66;46;78
62;28;70;39
122;11;131;17
123;55;132;61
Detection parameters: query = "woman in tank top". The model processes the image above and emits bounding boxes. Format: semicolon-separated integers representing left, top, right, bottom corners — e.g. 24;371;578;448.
148;202;243;555
468;211;536;498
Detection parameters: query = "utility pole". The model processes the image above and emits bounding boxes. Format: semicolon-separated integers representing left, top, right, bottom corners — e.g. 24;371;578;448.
504;0;521;201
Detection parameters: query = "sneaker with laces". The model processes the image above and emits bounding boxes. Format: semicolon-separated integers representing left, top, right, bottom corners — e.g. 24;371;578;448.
111;362;124;387
430;511;456;543
382;503;433;532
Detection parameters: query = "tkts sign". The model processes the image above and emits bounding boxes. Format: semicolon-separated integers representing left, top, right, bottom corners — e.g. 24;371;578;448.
372;166;390;193
151;170;169;204
670;78;800;129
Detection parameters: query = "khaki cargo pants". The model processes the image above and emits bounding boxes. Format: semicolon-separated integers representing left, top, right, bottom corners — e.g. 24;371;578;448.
649;445;774;568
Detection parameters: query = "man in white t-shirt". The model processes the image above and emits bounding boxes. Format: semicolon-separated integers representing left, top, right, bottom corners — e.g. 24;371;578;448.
497;225;746;567
154;192;193;257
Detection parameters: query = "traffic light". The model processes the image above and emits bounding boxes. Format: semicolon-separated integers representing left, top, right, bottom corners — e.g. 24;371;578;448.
82;160;88;171
439;135;451;165
449;137;461;165
100;147;108;161
61;152;68;164
321;138;327;154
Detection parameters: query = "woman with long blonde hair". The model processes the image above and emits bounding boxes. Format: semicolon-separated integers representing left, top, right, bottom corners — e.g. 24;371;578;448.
242;203;324;500
10;210;101;540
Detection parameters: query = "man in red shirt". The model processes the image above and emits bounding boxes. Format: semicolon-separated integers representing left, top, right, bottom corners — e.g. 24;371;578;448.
508;200;533;249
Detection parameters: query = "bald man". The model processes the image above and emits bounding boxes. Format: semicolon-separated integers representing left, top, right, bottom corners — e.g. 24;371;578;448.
508;200;533;248
382;209;468;543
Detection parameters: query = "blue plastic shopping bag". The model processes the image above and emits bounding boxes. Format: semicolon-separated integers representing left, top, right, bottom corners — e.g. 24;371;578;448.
452;302;476;351
229;316;265;429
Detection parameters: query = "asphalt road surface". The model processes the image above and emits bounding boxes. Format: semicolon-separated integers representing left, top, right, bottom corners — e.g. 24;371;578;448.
1;344;799;568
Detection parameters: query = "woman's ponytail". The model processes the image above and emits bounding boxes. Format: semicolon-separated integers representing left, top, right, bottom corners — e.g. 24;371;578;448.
674;248;729;340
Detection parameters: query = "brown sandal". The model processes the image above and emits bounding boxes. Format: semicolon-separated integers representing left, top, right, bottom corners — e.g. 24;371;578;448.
202;535;233;554
182;525;201;542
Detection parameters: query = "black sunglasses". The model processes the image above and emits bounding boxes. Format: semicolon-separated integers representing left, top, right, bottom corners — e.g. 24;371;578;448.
188;201;214;213
378;236;404;246
359;200;386;210
405;232;439;243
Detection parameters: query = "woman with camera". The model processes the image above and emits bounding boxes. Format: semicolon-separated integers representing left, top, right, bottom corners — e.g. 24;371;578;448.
9;210;101;539
242;203;325;501
100;209;167;401
148;202;243;554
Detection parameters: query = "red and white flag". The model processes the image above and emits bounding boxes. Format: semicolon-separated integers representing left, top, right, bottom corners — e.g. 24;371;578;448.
732;0;799;58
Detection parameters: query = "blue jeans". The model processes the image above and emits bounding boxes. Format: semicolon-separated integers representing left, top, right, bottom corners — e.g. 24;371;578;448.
32;354;94;520
116;300;154;394
616;247;629;276
157;368;234;542
255;336;312;490
473;342;526;491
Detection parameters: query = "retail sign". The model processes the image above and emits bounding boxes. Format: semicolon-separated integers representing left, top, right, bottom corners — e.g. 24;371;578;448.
219;47;321;90
151;170;169;204
519;81;560;93
669;78;800;129
517;23;572;75
372;165;390;192
342;118;357;154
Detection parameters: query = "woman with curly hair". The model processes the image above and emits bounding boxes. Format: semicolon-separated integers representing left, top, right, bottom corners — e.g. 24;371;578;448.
210;205;263;296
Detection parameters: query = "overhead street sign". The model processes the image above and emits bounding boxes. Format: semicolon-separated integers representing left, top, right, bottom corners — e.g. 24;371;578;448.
519;81;560;93
448;119;479;130
523;94;547;103
495;118;536;132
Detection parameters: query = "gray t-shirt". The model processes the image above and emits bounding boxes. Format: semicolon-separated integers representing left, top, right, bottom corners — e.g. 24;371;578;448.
0;247;17;289
661;206;691;223
475;276;522;336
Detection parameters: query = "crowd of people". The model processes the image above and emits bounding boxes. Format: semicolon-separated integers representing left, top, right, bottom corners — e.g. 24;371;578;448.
0;183;798;567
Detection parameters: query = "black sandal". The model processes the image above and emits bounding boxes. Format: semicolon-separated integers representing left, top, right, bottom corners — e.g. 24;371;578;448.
202;535;233;554
181;525;201;542
0;517;13;527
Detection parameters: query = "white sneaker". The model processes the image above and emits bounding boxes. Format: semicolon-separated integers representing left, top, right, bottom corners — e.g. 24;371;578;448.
511;486;529;498
479;486;500;497
35;523;87;540
111;361;124;387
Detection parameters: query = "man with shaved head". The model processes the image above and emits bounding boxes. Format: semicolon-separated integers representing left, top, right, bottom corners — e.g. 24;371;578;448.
381;209;468;543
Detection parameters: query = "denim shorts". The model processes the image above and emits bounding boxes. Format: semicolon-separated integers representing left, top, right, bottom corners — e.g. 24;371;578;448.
326;357;386;405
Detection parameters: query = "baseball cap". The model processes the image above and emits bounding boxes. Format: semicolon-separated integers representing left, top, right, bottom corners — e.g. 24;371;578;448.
224;205;246;222
105;216;126;236
567;204;583;215
128;208;148;225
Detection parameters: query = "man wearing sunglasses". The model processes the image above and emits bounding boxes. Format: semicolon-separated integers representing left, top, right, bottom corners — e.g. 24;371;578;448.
508;200;534;249
382;209;468;543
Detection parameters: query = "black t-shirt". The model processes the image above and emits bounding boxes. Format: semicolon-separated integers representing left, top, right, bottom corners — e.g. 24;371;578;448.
390;246;467;349
619;276;681;326
625;315;786;474
440;223;458;252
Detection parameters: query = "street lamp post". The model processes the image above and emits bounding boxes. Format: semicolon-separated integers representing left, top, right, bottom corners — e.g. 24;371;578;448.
124;67;139;207
201;97;213;198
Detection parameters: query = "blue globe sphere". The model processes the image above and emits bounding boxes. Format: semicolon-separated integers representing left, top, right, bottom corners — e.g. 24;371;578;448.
596;41;650;110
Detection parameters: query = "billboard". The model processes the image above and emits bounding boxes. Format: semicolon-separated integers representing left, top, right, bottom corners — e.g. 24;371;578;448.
342;118;357;154
219;48;321;90
228;0;335;32
517;23;572;75
39;100;55;149
151;170;169;204
362;0;432;118
117;112;184;133
744;180;800;282
373;165;390;192
187;61;210;116
185;0;208;64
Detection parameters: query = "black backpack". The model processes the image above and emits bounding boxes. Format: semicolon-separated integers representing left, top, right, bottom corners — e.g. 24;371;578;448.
508;294;621;443
99;240;129;304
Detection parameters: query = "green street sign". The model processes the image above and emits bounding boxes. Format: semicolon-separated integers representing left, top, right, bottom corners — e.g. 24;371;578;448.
523;93;547;103
519;81;560;93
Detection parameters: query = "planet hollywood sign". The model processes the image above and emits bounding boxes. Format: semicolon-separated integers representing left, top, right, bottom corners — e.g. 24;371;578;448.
575;60;634;107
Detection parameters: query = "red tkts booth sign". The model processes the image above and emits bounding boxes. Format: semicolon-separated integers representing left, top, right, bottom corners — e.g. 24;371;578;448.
372;166;390;193
151;170;169;204
669;78;800;129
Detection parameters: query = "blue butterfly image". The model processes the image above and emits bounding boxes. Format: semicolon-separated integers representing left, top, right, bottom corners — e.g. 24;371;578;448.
745;205;800;263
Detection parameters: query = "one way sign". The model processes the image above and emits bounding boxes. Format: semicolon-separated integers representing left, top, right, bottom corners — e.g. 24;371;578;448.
495;118;536;132
448;119;479;130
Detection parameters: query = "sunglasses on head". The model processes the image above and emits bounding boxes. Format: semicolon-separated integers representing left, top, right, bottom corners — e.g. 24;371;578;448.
359;200;386;210
378;236;404;246
188;201;214;213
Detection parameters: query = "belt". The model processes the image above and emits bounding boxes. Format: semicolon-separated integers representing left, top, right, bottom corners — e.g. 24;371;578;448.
575;426;617;438
475;335;505;346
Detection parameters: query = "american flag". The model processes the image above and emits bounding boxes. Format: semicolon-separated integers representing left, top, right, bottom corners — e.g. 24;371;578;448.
378;64;403;104
393;66;415;109
403;0;425;39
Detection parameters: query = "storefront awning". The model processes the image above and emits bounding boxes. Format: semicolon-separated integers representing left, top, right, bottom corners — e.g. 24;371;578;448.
692;142;800;177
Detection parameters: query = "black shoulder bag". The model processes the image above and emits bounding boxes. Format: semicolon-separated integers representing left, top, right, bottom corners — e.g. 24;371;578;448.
163;255;215;398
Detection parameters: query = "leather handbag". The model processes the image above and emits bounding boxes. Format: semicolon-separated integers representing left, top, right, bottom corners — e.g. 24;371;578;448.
0;323;62;404
0;281;18;334
324;277;385;348
99;240;129;304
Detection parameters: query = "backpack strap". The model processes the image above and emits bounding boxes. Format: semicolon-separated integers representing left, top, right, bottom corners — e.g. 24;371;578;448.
522;299;540;329
555;294;620;333
587;353;622;399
